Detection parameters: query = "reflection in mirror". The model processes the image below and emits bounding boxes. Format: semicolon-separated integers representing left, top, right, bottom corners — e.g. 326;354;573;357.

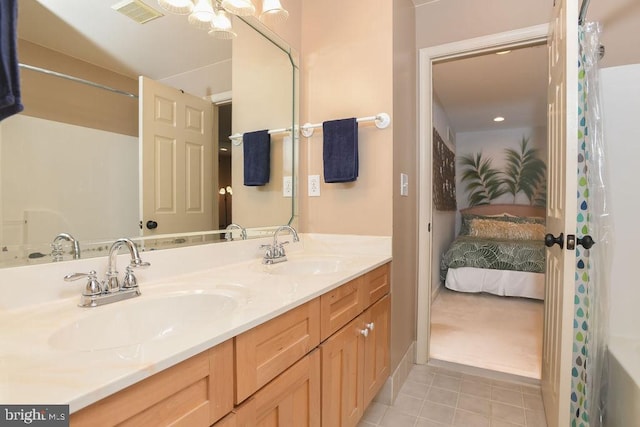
0;0;297;268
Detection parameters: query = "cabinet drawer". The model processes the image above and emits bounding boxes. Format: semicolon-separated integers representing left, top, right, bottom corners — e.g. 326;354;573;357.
362;264;390;308
320;276;363;341
70;339;234;427
235;298;321;403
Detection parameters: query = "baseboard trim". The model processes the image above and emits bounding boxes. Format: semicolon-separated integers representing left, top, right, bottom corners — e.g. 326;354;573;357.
375;341;416;405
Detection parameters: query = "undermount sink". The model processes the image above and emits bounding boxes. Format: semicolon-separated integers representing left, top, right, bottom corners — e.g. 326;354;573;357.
260;255;352;275
48;292;237;352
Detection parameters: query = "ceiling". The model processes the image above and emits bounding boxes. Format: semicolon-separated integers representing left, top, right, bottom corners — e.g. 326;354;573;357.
18;0;232;80
433;43;548;134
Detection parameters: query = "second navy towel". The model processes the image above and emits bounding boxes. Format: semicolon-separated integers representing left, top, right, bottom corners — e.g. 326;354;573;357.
323;118;358;183
243;130;271;186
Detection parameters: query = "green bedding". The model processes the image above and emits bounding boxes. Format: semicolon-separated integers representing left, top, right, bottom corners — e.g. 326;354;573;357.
440;236;546;282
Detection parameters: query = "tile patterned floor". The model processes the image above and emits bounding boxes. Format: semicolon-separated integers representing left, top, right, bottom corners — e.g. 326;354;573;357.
358;364;548;427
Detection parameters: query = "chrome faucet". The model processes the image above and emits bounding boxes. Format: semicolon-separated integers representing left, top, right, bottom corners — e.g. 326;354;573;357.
225;223;247;241
51;232;81;261
105;238;150;292
262;225;299;264
64;238;150;307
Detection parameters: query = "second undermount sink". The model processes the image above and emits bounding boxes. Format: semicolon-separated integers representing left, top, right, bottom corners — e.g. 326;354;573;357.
260;255;352;275
48;292;237;352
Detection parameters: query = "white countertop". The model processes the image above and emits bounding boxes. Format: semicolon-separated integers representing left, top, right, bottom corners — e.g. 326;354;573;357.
0;233;391;412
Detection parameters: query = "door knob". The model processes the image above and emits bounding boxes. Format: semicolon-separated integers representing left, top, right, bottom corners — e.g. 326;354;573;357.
544;232;564;249
577;235;595;249
360;328;369;338
146;220;158;230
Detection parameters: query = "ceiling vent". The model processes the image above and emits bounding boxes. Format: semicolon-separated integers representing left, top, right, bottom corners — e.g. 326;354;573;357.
112;0;164;24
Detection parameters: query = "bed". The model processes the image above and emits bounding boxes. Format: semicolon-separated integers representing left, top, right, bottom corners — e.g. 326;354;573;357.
440;204;546;300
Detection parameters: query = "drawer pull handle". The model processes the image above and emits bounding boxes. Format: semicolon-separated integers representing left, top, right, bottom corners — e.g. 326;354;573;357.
360;328;369;338
366;322;375;331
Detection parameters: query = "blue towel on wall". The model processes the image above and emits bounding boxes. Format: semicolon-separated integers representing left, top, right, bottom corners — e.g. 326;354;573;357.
243;130;271;186
323;118;358;183
0;0;24;122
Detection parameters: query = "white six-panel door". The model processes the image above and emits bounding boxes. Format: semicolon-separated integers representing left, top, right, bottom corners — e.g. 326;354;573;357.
542;0;578;425
139;76;215;236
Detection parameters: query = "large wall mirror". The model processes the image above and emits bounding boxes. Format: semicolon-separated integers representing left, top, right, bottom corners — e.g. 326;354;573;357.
0;0;298;268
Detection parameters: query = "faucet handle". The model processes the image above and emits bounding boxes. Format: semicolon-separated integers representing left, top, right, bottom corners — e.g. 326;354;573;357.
64;270;102;296
122;266;138;289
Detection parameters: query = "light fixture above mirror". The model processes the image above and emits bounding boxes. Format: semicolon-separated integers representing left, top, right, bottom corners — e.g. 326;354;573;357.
157;0;288;39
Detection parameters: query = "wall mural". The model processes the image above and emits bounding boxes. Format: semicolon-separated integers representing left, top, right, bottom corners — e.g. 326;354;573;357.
433;128;457;211
458;136;546;207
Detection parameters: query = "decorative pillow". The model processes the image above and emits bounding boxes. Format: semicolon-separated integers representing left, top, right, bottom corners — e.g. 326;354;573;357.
460;213;545;240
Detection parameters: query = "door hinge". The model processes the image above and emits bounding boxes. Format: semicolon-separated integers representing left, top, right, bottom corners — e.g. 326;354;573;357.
428;223;431;232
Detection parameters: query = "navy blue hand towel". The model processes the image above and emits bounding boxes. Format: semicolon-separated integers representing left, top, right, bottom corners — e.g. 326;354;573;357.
323;118;358;183
243;130;271;186
0;0;24;122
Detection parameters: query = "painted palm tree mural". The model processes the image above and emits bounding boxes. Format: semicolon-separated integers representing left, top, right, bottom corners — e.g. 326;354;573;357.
459;137;546;207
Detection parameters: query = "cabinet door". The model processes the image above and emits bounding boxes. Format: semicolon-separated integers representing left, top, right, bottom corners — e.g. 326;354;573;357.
320;316;366;427
362;295;390;408
251;350;321;427
235;299;320;403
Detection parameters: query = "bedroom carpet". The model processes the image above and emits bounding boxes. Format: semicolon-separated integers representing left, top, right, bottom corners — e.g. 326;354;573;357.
429;289;544;379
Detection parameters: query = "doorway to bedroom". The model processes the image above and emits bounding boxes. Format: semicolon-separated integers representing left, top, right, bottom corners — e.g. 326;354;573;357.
423;38;549;380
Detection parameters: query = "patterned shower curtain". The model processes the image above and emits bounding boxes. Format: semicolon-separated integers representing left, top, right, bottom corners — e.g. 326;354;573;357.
571;22;611;427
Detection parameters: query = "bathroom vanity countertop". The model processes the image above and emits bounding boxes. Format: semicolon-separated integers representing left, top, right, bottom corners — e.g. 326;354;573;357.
0;233;391;412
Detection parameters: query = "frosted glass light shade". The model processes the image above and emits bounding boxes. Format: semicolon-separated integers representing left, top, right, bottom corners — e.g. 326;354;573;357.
260;0;288;23
188;0;215;29
221;0;255;16
157;0;194;14
209;8;236;39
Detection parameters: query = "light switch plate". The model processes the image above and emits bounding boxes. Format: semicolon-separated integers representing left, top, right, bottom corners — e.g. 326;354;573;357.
283;176;292;197
400;173;409;196
308;175;321;197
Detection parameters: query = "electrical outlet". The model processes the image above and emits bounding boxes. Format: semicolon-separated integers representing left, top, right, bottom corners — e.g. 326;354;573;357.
308;175;321;197
283;176;292;197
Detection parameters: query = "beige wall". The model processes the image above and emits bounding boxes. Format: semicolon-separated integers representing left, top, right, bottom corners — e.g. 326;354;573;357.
297;0;416;373
586;0;640;68
415;0;640;68
17;40;138;137
392;0;418;371
299;0;393;236
415;0;550;49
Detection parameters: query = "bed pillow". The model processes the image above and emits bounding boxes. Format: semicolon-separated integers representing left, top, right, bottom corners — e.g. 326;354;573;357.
460;213;545;241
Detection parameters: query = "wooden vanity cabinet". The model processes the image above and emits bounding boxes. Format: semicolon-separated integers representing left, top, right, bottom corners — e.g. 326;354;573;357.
70;339;234;427
70;263;390;427
320;264;391;427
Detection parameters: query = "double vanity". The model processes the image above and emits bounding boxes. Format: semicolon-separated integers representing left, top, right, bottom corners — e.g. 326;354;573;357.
0;233;391;426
